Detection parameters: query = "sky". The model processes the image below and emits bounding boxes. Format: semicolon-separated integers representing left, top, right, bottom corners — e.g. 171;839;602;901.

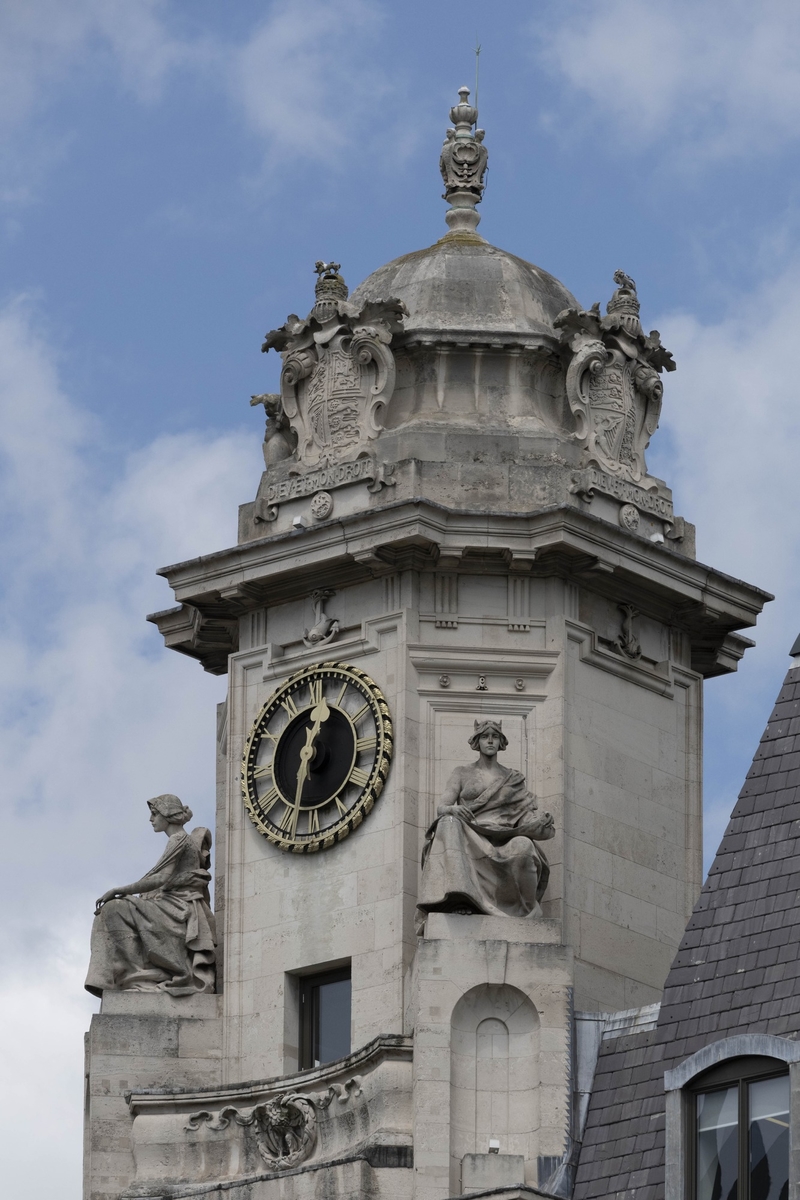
2;1;800;1193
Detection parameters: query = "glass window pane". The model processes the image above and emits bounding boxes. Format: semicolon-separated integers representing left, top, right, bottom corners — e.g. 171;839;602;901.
697;1085;739;1200
749;1075;789;1200
315;976;351;1066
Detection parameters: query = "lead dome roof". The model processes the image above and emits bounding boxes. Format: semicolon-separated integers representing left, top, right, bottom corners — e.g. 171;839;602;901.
350;230;578;343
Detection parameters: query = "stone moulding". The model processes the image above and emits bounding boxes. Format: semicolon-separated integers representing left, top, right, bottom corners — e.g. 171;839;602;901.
569;467;673;521
149;502;771;680
126;1035;413;1190
253;457;396;525
127;1034;409;1115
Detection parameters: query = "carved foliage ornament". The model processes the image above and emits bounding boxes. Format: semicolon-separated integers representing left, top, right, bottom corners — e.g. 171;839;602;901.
555;271;676;484
440;86;488;201
262;263;407;469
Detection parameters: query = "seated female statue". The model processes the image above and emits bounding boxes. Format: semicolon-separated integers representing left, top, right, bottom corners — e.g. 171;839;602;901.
416;719;555;930
85;794;216;997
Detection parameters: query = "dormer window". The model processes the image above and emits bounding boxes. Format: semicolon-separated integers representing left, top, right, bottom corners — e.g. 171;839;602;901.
690;1058;789;1200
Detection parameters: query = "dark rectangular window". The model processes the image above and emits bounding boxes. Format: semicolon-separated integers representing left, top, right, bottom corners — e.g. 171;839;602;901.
299;966;351;1069
692;1063;789;1200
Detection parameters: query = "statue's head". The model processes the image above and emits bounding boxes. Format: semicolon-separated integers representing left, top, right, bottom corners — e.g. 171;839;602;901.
468;719;508;751
147;793;193;826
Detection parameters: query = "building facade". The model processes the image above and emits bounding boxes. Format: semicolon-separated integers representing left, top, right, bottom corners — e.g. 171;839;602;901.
82;90;780;1200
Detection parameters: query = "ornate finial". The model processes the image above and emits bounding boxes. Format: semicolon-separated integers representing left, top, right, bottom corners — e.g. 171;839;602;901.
313;261;348;321
440;86;488;235
606;270;643;338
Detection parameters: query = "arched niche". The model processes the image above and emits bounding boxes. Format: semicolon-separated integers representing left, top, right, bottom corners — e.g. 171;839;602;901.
449;983;540;1190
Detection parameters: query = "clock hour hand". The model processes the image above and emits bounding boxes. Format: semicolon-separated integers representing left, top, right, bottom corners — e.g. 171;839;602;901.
291;697;330;836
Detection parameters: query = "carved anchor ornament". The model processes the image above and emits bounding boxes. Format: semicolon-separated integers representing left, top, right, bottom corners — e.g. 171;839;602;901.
302;589;339;650
616;603;642;660
555;272;676;486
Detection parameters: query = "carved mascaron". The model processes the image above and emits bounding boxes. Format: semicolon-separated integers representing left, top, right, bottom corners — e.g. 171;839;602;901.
262;263;407;469
555;271;676;484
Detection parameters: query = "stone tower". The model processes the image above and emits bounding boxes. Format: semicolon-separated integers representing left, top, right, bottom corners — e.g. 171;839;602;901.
84;89;769;1200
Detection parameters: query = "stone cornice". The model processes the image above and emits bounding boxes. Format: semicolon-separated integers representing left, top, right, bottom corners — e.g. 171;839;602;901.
126;1033;412;1115
147;500;770;677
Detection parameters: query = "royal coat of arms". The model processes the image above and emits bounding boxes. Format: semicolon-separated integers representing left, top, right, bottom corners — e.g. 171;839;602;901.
262;263;407;468
555;271;675;484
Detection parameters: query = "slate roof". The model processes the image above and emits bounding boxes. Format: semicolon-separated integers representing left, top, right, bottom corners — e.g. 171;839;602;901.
573;660;800;1200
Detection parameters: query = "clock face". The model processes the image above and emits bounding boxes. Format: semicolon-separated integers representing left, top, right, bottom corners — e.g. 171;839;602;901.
242;661;393;853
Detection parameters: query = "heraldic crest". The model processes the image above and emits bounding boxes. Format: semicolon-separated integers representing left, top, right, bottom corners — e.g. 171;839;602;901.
262;263;407;468
554;271;676;484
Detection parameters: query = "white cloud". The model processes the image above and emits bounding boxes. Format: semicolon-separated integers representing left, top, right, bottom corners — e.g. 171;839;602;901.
647;265;800;865
0;0;190;132
230;0;390;166
0;296;262;1197
537;0;800;161
0;0;401;212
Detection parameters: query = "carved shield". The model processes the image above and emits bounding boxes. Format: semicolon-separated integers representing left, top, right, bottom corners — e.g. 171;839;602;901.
280;328;396;467
565;341;662;483
306;347;363;454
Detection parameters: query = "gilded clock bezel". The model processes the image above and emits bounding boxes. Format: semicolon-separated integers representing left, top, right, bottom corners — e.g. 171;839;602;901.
241;660;393;853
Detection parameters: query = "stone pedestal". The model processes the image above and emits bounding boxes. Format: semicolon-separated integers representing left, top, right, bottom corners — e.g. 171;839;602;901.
410;916;572;1199
462;1153;526;1193
84;992;222;1200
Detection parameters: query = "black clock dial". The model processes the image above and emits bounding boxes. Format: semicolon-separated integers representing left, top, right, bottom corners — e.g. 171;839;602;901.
273;707;355;808
242;661;392;853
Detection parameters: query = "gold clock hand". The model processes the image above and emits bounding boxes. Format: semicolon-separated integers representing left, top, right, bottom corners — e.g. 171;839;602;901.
291;697;331;837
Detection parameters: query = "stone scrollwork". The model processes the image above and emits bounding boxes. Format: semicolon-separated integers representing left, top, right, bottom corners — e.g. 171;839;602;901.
555;271;676;485
184;1077;363;1173
262;263;407;469
186;1093;316;1171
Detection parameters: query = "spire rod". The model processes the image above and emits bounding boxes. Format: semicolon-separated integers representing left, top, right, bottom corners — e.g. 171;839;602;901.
439;86;488;236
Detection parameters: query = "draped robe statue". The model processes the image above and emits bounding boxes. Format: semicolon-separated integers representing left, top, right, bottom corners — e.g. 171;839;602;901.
85;794;217;998
416;721;555;930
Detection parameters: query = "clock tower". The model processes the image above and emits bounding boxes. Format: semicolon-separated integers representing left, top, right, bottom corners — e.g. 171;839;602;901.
83;90;769;1200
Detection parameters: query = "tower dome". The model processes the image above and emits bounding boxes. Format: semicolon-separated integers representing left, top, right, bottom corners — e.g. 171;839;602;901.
248;87;682;551
350;236;579;344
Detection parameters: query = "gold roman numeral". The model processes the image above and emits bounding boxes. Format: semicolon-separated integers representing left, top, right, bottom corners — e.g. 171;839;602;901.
336;681;348;707
309;678;324;706
278;804;295;831
281;694;299;718
349;766;370;788
356;735;376;752
252;763;273;780
351;702;369;723
335;796;348;816
307;809;320;834
259;786;281;814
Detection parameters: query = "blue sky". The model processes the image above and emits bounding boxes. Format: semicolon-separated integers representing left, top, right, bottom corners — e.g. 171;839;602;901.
3;2;800;1192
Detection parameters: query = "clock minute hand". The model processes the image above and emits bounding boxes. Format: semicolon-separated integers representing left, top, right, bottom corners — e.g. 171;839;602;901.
291;697;330;836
